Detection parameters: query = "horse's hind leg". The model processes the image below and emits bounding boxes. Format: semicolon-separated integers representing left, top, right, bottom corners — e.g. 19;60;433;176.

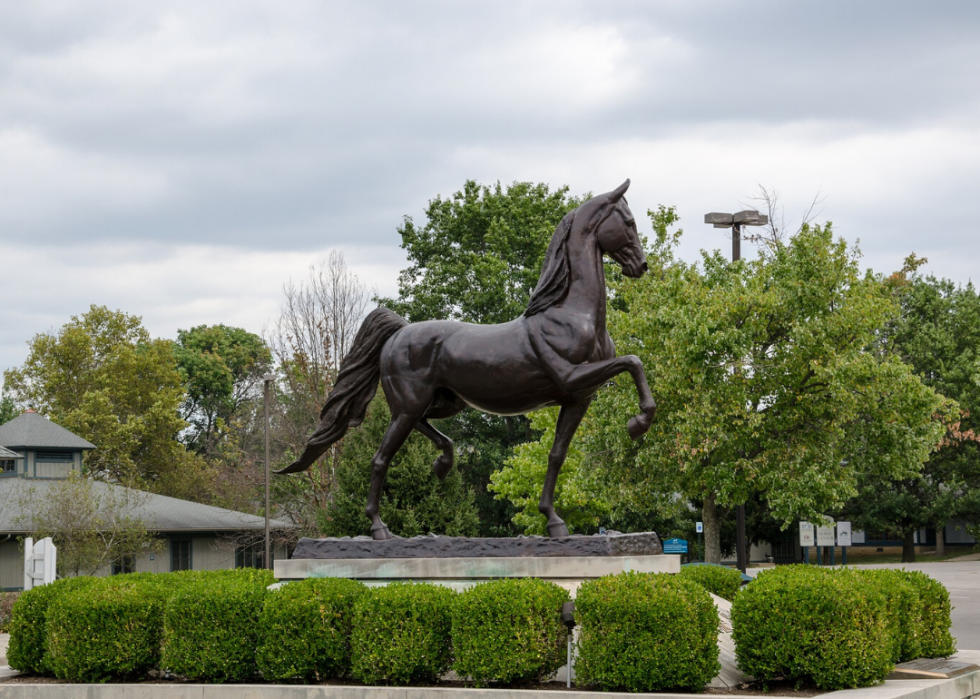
539;399;591;538
414;419;455;480
365;412;418;540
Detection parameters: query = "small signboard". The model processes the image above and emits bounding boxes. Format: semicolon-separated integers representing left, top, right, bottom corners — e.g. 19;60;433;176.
663;538;688;554
799;521;814;547
816;524;835;547
695;522;703;533
837;521;852;547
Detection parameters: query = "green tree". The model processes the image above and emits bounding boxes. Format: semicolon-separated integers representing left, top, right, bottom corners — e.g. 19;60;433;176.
847;271;980;560
0;392;16;426
493;209;946;561
3;305;213;499
320;395;480;538
377;180;584;535
14;472;164;577
174;324;271;456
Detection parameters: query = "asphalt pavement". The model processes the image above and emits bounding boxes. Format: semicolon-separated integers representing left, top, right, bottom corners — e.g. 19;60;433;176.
747;560;980;652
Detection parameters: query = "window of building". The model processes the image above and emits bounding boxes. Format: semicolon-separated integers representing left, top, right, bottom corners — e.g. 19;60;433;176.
171;540;192;571
112;556;135;575
1;459;15;474
34;451;74;463
236;542;265;570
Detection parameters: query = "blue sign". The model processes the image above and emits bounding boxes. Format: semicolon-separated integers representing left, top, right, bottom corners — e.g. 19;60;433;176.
663;538;688;553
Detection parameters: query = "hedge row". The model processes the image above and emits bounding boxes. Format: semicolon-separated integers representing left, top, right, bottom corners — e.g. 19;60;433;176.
731;566;957;690
7;571;718;690
8;565;956;691
678;564;743;601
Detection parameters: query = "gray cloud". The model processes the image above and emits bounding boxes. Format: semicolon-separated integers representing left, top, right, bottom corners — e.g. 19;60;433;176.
2;0;980;378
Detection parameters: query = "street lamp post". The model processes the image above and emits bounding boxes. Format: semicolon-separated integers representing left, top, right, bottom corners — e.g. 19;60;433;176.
703;209;769;574
263;373;275;570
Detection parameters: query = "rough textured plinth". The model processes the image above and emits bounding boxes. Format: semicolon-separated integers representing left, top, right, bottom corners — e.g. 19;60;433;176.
291;531;662;560
274;554;679;582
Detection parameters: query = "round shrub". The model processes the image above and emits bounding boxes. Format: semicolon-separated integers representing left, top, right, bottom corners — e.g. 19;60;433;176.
45;575;172;682
731;566;892;689
350;582;455;685
678;563;743;601
256;578;366;682
898;570;955;658
162;572;270;682
452;578;569;686
6;576;95;675
854;569;921;662
575;571;720;692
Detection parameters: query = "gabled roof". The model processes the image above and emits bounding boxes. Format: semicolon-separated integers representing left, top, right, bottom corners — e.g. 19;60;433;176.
0;446;23;459
0;412;95;450
0;477;293;533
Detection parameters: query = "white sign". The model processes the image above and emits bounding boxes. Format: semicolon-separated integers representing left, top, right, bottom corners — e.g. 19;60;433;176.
23;537;57;590
800;521;815;547
837;521;852;547
695;522;703;533
816;524;835;547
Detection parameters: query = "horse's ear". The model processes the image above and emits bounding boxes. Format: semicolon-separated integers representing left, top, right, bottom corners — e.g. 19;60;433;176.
609;179;630;203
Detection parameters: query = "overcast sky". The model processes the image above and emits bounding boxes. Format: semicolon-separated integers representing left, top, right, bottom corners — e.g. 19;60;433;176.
2;1;979;384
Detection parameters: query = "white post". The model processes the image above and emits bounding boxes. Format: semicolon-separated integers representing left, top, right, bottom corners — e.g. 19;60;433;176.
23;536;57;590
23;537;34;591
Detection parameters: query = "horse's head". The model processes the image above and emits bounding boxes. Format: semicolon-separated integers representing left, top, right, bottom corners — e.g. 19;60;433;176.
592;179;648;279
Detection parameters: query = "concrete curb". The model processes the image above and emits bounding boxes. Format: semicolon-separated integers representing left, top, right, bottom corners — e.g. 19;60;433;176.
1;652;976;699
0;671;975;699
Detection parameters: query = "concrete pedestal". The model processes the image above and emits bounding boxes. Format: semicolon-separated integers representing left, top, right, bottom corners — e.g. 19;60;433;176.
274;554;679;596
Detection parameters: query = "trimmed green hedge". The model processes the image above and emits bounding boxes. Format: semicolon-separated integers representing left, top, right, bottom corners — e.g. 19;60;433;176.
898;570;956;658
575;572;720;692
350;582;455;685
731;566;892;689
678;564;743;601
162;571;272;682
452;578;569;686
6;576;95;674
853;569;922;663
45;574;172;682
256;578;366;682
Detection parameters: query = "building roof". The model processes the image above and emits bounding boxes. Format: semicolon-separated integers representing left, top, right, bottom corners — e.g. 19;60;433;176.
0;412;96;450
0;446;23;460
0;477;292;533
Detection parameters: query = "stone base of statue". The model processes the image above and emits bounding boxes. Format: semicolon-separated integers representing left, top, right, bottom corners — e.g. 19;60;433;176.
273;531;676;592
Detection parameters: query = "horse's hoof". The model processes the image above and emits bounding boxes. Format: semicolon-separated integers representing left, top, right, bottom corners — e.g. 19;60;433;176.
548;521;570;538
433;454;453;480
370;524;393;540
627;414;651;440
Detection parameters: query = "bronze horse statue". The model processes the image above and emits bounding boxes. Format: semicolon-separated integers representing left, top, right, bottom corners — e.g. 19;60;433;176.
278;180;656;539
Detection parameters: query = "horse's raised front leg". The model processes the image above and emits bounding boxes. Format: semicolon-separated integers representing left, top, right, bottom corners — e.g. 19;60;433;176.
539;400;591;538
414;419;454;480
365;412;417;540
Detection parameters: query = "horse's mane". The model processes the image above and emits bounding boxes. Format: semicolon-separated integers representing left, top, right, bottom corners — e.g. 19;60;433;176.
524;211;574;317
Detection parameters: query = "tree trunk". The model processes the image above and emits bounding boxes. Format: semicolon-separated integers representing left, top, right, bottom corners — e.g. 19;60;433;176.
902;529;917;563
935;526;945;557
703;492;722;564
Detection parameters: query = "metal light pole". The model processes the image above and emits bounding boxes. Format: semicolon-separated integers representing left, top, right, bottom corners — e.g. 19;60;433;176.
263;373;275;570
703;209;768;574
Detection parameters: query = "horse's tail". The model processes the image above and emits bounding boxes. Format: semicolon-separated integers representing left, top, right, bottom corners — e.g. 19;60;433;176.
276;307;408;474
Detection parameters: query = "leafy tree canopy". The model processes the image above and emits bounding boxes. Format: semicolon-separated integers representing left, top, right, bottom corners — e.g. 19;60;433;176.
174;324;271;455
3;305;213;499
379;180;585;324
846;271;980;558
492;208;947;560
